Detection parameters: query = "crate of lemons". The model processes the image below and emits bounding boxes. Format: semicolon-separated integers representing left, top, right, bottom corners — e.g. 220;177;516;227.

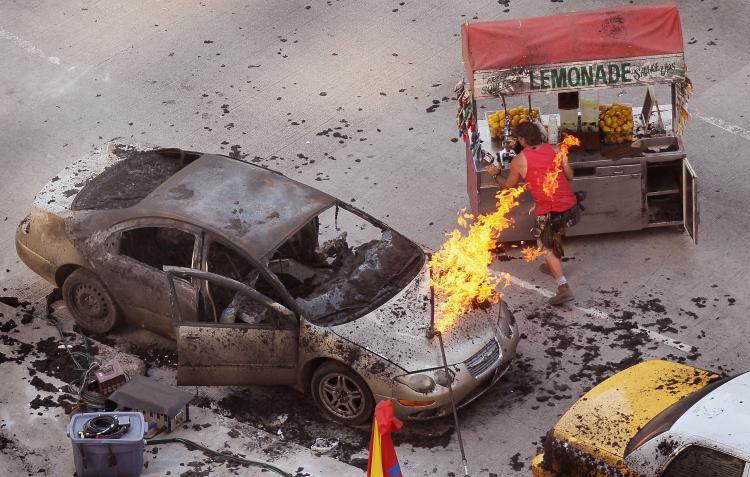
487;107;541;141
599;103;634;144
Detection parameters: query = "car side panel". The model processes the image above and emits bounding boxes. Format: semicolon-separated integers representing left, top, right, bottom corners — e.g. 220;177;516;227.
176;323;296;385
93;253;196;338
297;320;403;399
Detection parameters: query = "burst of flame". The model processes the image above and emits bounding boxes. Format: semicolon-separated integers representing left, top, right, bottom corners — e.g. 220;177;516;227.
428;186;525;333
521;246;546;262
542;134;581;199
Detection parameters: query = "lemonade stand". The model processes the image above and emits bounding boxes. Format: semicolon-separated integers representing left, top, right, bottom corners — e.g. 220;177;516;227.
457;3;698;243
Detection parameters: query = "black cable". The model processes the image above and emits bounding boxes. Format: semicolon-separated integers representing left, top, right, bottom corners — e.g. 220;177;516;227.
144;437;292;476
80;415;129;439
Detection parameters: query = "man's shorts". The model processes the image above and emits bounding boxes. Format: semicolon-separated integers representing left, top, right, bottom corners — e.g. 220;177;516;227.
531;205;582;258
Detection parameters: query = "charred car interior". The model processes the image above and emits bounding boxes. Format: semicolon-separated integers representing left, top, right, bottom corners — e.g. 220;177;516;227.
269;205;425;326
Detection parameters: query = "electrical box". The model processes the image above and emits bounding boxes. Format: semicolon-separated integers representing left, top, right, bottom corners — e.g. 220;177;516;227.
94;361;126;395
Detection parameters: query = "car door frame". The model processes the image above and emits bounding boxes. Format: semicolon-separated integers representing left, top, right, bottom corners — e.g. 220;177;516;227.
89;217;203;337
200;233;303;315
165;266;300;386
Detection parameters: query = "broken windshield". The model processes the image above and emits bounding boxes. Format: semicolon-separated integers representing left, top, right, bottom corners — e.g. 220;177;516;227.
268;204;424;326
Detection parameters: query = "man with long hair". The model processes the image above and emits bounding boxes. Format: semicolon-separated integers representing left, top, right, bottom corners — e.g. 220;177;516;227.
487;122;581;305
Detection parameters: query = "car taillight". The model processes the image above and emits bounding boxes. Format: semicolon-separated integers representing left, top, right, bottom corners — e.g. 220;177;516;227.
19;214;31;234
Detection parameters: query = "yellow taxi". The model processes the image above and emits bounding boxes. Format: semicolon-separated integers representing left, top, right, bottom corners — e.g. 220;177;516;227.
532;360;750;476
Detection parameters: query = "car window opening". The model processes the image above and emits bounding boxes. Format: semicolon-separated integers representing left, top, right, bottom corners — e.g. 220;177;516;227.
121;227;194;271
204;241;284;325
269;205;424;326
72;148;200;210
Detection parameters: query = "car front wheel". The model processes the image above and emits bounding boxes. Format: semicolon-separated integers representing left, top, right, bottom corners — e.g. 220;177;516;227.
62;268;121;334
311;361;374;425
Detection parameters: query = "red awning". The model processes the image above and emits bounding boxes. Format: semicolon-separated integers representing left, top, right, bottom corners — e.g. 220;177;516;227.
462;4;684;74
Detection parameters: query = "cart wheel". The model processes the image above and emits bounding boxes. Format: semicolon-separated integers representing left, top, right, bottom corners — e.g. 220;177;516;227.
62;269;121;334
311;361;374;425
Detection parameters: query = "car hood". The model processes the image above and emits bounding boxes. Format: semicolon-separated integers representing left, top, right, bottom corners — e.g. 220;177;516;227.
329;261;502;372
548;360;720;471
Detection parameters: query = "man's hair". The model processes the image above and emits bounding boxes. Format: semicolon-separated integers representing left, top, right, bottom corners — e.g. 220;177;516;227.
514;121;543;146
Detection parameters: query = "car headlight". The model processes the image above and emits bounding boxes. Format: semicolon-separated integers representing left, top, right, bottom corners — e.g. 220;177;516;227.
395;373;436;393
434;368;454;387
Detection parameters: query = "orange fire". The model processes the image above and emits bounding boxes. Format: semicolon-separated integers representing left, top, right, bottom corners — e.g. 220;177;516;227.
521;246;546;262
542;134;581;199
428;186;525;333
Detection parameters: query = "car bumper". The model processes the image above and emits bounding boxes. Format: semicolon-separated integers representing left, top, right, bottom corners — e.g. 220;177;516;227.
388;318;520;421
16;221;57;285
531;454;554;477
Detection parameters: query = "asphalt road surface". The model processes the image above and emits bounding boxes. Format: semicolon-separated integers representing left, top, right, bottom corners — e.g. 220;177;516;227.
1;1;749;476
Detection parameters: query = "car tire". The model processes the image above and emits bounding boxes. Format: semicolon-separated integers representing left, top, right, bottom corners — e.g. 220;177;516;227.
311;361;375;425
62;268;121;334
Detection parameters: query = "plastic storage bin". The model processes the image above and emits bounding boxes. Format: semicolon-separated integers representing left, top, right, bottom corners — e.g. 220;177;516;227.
68;412;145;477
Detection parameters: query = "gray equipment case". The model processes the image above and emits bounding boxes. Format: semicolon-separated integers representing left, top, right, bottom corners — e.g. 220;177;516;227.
67;412;145;477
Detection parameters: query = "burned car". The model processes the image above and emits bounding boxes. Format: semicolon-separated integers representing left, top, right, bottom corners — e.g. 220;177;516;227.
16;140;519;424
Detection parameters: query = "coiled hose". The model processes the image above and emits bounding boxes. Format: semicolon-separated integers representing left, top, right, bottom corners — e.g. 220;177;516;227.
80;415;129;439
144;437;292;477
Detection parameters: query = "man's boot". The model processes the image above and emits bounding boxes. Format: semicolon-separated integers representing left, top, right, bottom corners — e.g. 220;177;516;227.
549;283;574;305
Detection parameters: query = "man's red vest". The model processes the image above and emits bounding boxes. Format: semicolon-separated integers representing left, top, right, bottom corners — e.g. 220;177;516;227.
524;143;577;216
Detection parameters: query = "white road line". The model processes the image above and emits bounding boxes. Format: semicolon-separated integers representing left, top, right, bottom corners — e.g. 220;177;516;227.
695;114;750;142
0;27;61;65
507;275;696;353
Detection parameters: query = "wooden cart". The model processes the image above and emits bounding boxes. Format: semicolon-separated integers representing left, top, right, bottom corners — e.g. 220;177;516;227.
458;4;697;243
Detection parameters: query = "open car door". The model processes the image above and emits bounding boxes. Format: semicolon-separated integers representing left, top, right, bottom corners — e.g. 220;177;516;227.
165;267;299;386
683;158;699;244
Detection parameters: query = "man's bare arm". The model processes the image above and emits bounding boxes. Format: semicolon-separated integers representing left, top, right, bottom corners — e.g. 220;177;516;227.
489;155;523;189
562;157;574;180
502;159;522;189
553;144;574;180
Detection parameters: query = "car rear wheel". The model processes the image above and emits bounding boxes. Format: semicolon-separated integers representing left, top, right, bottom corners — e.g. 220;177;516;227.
311;361;374;425
62;269;121;334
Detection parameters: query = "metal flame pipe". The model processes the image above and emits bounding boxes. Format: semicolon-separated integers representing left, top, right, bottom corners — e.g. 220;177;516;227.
427;253;436;338
428;280;469;476
436;330;470;477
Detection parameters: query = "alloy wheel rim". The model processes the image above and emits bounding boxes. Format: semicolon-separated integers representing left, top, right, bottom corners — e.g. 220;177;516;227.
319;373;364;419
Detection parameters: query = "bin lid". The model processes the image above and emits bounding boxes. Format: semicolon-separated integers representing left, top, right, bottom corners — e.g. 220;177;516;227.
68;412;145;444
107;375;193;418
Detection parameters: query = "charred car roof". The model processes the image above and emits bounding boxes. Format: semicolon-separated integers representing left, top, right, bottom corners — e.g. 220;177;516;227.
134;153;337;260
53;144;337;261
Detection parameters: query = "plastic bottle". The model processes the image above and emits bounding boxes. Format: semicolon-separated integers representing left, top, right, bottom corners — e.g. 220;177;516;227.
558;92;579;132
547;116;558;144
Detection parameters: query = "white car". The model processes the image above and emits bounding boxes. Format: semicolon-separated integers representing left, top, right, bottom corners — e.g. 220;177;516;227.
624;369;750;476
